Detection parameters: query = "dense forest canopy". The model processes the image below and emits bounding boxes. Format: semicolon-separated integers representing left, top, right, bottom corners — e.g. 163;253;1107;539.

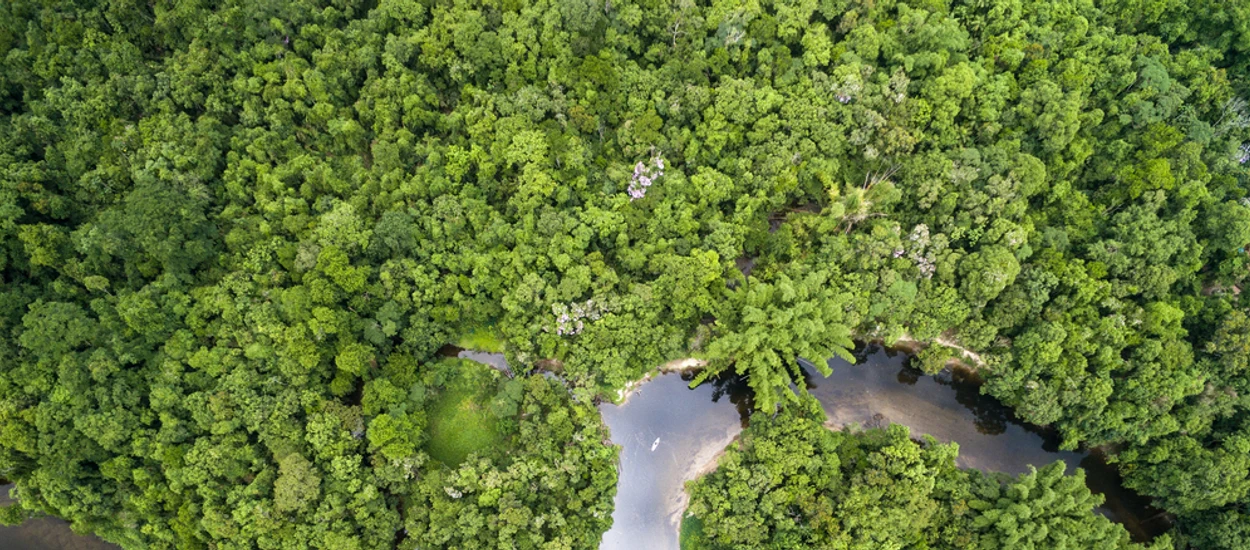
1;0;1250;548
684;398;1171;550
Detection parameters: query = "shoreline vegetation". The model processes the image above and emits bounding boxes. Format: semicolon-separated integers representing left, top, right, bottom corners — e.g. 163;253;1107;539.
481;329;1175;546
596;343;1161;549
608;331;976;407
3;0;1250;549
679;400;1170;550
675;418;1134;550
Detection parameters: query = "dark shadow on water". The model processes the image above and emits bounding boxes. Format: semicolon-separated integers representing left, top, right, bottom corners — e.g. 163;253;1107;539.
695;370;754;427
1;344;1173;550
928;366;1009;436
599;346;1172;549
1079;450;1176;538
896;367;920;386
804;344;1170;543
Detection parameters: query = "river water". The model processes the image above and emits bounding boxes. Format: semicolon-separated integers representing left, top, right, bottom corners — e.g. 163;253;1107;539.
0;485;116;550
0;346;1169;550
597;370;753;550
598;345;1171;550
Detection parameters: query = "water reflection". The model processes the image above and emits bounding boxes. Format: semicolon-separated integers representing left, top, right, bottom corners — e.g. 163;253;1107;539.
0;485;117;550
701;370;755;426
597;371;746;550
0;346;1171;550
600;345;1171;550
437;345;511;375
807;344;1171;540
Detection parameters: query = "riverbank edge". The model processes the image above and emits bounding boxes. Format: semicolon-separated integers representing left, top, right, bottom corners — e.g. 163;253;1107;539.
890;333;986;370
671;421;898;547
670;432;740;545
609;332;982;407
670;422;1139;549
645;341;1155;549
610;358;709;405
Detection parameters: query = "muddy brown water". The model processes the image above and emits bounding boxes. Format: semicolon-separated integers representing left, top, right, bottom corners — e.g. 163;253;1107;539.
598;345;1171;550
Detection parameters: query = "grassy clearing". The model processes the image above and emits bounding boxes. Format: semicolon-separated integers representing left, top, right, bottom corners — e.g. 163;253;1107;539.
455;326;506;353
679;514;709;550
425;361;507;467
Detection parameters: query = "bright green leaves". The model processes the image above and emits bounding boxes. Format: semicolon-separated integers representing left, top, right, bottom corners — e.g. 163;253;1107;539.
696;268;855;412
316;246;368;293
335;342;374;377
689;167;736;206
687;407;1158;550
505;129;550;167
922;62;982;143
366;412;424;462
313;202;372;253
0;502;33;527
967;463;1138;550
957;245;1021;306
273;453;321;514
650;249;725;322
688;405;944;549
915;343;956;374
1119;431;1250;516
800;24;833;68
1203;200;1250;282
409;373;616;549
17;224;69;269
2;0;1249;548
686;398;842;548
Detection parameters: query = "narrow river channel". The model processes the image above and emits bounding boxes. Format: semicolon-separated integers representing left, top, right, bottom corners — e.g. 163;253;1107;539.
598;344;1172;550
0;346;1169;550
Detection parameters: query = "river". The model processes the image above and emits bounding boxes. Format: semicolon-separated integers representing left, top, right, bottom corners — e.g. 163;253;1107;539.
598;344;1172;550
0;485;116;550
0;346;1169;550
